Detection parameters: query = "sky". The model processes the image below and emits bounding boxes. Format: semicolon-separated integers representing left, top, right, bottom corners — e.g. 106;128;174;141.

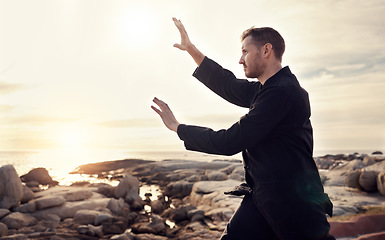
1;0;385;156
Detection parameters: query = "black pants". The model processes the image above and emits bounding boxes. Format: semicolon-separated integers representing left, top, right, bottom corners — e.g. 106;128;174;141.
220;194;336;240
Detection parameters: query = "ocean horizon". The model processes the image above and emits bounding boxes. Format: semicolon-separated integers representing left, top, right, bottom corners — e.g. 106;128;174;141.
0;148;382;186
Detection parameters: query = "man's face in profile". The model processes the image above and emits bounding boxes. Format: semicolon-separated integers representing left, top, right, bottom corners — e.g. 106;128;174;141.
239;36;266;79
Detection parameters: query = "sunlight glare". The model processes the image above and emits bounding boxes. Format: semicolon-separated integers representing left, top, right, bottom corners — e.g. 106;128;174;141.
117;5;159;47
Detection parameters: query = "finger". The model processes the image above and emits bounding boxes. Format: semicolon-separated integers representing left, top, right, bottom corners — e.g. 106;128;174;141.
153;97;168;110
173;43;183;50
151;105;162;115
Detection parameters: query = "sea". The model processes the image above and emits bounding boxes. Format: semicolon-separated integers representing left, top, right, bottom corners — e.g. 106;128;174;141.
0;148;380;186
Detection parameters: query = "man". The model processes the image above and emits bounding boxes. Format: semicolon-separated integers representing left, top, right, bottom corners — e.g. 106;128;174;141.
152;18;335;240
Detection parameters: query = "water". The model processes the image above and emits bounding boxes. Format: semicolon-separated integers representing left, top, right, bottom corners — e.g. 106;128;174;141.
0;149;242;185
0;148;380;185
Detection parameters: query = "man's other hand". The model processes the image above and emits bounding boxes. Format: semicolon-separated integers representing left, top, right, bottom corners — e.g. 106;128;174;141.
151;97;180;132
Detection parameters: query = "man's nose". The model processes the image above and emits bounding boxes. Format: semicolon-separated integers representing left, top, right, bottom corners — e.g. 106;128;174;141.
239;56;244;65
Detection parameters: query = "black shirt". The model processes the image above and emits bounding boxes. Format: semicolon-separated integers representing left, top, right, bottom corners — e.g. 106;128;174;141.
177;57;329;211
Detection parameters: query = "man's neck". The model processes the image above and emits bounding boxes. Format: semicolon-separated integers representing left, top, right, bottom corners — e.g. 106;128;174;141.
259;62;283;85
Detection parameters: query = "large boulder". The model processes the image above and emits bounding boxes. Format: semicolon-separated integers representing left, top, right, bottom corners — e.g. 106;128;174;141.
377;171;385;196
74;209;101;225
20;185;34;203
35;196;66;210
0;209;10;218
165;181;193;198
20;167;55;185
107;198;130;216
0;222;7;237
0;212;37;229
0;165;24;209
334;159;364;171
329;214;385;238
207;171;228;181
345;170;361;189
359;171;378;192
115;175;144;210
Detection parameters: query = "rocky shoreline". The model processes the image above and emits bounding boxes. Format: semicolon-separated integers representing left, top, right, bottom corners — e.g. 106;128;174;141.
0;152;384;239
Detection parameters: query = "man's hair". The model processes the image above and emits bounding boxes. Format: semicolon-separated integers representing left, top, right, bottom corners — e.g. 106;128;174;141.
241;27;285;62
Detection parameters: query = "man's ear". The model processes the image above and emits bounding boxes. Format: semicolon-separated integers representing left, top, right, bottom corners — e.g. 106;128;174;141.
262;43;273;57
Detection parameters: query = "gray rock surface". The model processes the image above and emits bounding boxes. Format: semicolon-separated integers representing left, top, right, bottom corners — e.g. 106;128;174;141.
0;222;8;237
35;196;66;210
115;175;144;210
377;171;385;196
0;212;37;229
0;165;23;209
20;167;55;185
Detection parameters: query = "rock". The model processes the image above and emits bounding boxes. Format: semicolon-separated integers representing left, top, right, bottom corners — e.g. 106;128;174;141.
334;159;364;171
0;165;24;209
315;157;335;169
172;205;196;223
345;170;361;189
39;213;61;230
187;209;205;222
377;172;385;196
185;175;200;182
25;181;39;188
357;231;385;240
190;180;243;214
0;212;37;229
110;229;135;240
20;185;34;204
207;171;228;181
205;207;234;222
165;180;193;198
98;184;116;198
35;196;66;210
359;171;378;192
364;155;385;164
329;214;385;238
77;224;95;236
151;200;164;214
107;198;130;216
0;234;28;240
115;175;144;210
63;190;93;201
131;214;166;235
95;212;113;225
88;224;104;238
363;157;377;167
0;209;10;218
73;209;101;225
0;222;8;237
228;166;245;181
372;151;383;155
20;167;55;185
134;233;168;240
14;201;36;213
101;216;127;234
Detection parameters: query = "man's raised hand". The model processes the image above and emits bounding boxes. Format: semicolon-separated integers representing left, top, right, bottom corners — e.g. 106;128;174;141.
172;17;205;66
172;17;193;51
151;97;180;132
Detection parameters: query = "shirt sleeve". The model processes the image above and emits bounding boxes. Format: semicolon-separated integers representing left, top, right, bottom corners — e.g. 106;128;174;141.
193;57;258;108
177;86;291;156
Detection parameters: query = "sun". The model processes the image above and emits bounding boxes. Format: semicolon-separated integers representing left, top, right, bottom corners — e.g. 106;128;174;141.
116;5;159;47
57;127;87;150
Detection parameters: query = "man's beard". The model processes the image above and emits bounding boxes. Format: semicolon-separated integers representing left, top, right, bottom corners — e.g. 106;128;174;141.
245;61;266;79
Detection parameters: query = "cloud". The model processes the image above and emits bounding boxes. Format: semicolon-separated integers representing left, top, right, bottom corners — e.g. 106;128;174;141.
0;81;24;95
0;105;16;113
99;118;160;128
2;115;77;125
